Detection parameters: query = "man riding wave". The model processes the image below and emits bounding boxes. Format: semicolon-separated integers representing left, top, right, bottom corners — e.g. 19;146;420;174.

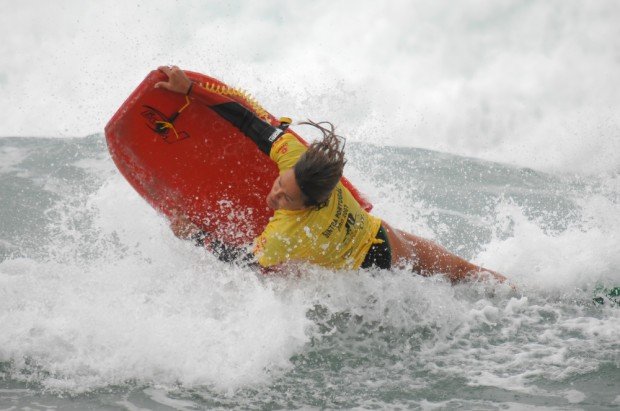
158;66;508;284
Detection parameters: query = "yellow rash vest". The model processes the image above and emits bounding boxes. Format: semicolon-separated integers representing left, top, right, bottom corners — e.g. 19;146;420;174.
253;133;382;269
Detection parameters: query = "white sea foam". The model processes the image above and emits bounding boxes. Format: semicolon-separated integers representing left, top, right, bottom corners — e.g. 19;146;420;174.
0;175;312;392
142;387;198;410
2;1;619;175
1;2;620;401
1;161;618;402
73;155;116;174
0;175;620;407
475;194;620;290
1;132;618;403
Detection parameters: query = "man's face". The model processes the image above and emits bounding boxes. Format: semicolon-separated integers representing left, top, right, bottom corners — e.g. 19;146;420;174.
266;169;307;211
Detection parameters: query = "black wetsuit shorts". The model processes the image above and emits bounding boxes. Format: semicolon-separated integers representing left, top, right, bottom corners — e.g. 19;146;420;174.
361;225;391;270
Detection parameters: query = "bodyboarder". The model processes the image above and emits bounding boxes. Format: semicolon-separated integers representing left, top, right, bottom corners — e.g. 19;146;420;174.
157;65;508;284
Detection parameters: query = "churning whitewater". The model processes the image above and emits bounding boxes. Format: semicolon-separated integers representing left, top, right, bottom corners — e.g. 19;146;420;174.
1;0;620;409
0;135;618;409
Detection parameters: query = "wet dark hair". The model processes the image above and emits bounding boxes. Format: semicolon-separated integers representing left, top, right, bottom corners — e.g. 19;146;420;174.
294;120;346;209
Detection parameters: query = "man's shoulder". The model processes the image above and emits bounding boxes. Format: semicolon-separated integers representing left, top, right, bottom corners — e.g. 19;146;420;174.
269;133;307;168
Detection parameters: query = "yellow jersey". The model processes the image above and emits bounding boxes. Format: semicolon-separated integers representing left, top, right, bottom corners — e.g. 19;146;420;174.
253;133;382;269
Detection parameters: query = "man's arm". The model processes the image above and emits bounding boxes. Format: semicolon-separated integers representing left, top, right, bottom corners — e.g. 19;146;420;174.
155;66;281;155
169;212;259;265
382;221;509;284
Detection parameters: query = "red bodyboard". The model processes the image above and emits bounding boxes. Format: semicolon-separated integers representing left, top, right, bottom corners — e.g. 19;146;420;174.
104;70;372;246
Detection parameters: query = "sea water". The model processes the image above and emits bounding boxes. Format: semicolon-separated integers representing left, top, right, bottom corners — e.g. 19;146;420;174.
0;136;618;409
2;1;620;410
